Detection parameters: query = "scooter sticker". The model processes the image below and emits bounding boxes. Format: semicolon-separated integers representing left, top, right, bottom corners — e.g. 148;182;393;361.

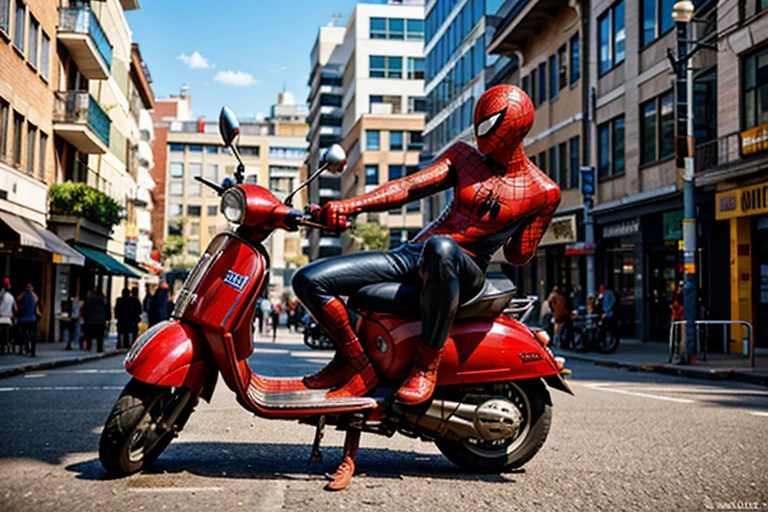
224;270;249;291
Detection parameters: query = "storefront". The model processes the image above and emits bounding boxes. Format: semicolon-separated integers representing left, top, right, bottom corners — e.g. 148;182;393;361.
715;179;768;351
599;219;642;340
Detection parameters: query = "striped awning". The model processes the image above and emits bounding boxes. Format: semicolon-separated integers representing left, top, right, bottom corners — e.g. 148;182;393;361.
0;211;85;266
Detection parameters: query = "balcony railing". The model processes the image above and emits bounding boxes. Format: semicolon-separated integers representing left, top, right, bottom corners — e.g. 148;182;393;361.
54;91;111;147
695;132;741;175
58;7;113;71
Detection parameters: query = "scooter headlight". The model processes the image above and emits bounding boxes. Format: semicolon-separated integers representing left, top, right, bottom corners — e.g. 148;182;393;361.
221;188;246;224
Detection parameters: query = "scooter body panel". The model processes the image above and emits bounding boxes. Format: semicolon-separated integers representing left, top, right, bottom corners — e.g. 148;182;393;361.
358;312;559;385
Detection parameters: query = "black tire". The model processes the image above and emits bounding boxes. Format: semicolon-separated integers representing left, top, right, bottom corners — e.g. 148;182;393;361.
435;380;551;473
571;329;588;351
597;330;620;354
99;378;195;476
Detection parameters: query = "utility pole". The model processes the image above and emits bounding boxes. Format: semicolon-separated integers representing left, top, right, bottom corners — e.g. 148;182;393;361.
672;1;697;363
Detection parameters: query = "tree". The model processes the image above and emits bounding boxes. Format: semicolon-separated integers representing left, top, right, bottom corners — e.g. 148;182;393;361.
351;222;390;252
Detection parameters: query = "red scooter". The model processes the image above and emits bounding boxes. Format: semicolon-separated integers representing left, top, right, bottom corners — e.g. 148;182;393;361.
98;107;572;487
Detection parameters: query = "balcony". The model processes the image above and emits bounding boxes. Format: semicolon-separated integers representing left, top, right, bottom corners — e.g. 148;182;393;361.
53;91;111;154
57;7;112;80
695;129;768;186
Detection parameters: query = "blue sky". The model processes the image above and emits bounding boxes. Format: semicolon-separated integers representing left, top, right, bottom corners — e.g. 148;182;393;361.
125;1;385;120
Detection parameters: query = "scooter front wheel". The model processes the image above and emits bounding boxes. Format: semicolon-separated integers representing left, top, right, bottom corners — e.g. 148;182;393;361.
99;378;195;476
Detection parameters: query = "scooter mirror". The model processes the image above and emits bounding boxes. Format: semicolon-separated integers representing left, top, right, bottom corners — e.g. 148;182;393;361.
219;106;241;147
323;144;347;174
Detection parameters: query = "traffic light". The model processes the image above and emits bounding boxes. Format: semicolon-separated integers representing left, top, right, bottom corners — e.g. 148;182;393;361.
580;166;595;198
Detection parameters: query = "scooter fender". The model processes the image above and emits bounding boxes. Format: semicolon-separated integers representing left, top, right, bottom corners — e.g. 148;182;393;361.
125;320;216;400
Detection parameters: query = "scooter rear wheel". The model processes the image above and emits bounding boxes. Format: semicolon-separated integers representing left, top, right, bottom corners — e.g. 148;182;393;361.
99;378;195;476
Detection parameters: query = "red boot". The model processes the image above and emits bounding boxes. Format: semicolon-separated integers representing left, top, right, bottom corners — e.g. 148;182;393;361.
303;353;356;390
396;345;443;404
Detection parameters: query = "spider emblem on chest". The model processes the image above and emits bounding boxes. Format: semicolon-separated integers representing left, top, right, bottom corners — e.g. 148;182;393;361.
473;188;502;221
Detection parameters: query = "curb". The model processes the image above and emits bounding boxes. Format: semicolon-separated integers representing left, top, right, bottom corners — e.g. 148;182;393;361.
559;352;768;387
0;349;126;380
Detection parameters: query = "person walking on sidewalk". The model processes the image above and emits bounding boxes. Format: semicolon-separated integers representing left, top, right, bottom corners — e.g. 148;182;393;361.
114;288;134;349
16;283;39;357
65;295;82;351
271;302;280;342
0;278;16;355
83;289;108;353
129;287;142;344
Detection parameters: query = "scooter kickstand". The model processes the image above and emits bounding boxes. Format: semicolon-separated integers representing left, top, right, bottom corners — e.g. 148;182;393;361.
325;416;363;491
307;415;326;465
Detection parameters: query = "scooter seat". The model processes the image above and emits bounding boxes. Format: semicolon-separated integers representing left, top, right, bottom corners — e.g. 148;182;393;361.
348;278;516;319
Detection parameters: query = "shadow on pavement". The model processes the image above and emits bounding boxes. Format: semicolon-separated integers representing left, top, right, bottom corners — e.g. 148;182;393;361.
65;441;523;484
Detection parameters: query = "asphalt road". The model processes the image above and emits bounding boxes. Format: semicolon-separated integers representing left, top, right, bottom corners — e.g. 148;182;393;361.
0;330;766;512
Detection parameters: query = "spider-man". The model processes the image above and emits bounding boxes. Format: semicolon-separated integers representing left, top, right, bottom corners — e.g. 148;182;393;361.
293;84;561;405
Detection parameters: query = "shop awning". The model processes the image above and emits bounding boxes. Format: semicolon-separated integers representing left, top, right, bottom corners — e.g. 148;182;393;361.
74;246;140;278
123;260;149;277
0;211;85;266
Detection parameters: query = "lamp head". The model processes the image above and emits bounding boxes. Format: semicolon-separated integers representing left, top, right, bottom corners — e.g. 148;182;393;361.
671;0;695;24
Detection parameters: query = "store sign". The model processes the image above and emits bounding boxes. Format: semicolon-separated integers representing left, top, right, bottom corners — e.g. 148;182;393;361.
539;215;577;246
663;210;684;241
741;123;768;156
602;220;640;239
124;239;137;261
715;181;768;220
565;242;596;256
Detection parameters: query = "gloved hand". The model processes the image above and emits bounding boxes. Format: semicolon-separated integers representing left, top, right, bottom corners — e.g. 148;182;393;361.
317;201;351;231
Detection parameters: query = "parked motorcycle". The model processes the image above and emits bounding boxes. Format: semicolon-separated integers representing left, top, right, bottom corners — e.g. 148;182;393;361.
98;107;572;488
569;312;620;354
301;312;334;350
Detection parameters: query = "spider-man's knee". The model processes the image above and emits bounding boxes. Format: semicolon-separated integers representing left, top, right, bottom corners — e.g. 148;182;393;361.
420;236;460;269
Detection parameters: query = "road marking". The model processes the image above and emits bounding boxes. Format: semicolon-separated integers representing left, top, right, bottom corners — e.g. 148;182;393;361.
748;411;768;418
23;373;46;378
584;383;696;403
252;348;289;355
127;487;223;493
614;386;768;396
0;386;124;392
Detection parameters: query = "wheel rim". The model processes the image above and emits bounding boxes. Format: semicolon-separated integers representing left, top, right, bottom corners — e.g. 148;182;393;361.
600;332;617;351
462;382;531;459
127;387;185;464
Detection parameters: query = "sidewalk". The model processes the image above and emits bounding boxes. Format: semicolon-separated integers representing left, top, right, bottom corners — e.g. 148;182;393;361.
0;336;125;379
556;339;768;387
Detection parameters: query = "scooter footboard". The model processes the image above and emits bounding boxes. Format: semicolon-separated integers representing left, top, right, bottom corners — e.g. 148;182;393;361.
125;320;217;401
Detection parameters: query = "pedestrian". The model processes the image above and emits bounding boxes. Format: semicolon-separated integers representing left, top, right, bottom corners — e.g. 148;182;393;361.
597;284;618;333
271;302;280;342
148;283;170;327
255;297;265;334
114;288;134;349
0;278;16;355
16;283;39;357
65;294;82;351
83;288;108;352
670;286;684;323
260;297;272;335
143;284;153;318
550;286;570;348
129;287;142;344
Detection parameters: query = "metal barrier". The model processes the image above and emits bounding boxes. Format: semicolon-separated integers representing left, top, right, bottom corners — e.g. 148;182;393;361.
669;320;754;367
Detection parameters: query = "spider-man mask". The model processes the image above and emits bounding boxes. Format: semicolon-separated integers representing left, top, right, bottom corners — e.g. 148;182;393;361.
474;84;534;165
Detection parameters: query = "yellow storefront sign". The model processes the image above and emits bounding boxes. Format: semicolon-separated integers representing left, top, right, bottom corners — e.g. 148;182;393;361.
715;181;768;220
741;123;768;155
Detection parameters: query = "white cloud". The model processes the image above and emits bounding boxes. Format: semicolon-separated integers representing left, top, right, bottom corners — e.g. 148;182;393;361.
177;51;214;69
214;70;259;87
269;65;288;73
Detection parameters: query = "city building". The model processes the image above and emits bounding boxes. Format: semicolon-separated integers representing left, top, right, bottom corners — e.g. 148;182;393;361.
694;0;768;351
487;0;586;305
335;0;427;250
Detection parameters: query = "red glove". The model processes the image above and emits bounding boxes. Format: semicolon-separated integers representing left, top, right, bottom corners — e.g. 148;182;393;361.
317;202;350;231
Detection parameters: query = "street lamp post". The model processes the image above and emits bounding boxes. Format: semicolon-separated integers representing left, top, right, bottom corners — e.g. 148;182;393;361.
672;1;697;364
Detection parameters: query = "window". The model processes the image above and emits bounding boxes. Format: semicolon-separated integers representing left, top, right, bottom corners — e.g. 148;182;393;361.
188;182;201;196
408;57;424;80
28;14;37;67
189;221;200;236
537;62;546;106
168;218;183;236
538;151;546;172
743;47;768;129
188;145;202;153
168;204;182;217
408;96;426;113
0;0;9;33
760;0;768;14
208;225;217;236
408;131;423;150
570;33;580;85
188;163;202;178
188;240;200;256
187;205;201;217
205;145;218;154
365;165;378;186
205;164;218;181
390;131;403;150
12;111;22;166
37;130;46;179
14;0;23;51
169;143;184;152
170;162;184;178
240;146;259;156
569;136;580;190
548;147;557;183
40;31;49;80
388;165;403;181
207;205;218;216
642;0;676;47
598;1;625;75
388;56;402;78
558;142;568;188
366;130;380;150
169;182;183;196
389;18;404;40
406;200;420;213
26;123;35;174
530;69;538;105
640;92;673;164
406;19;424;40
371;55;402;78
598;115;625;179
0;98;8;158
558;45;567;91
549;54;558;100
370;17;386;39
522;75;530;97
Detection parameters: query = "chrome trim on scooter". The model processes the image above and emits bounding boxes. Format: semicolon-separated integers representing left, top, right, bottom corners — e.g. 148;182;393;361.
246;382;376;410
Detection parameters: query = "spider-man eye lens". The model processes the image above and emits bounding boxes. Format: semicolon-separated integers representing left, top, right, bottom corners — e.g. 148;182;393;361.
476;108;507;138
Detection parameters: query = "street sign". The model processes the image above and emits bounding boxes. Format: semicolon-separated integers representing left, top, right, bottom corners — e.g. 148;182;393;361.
565;242;596;256
580;166;595;197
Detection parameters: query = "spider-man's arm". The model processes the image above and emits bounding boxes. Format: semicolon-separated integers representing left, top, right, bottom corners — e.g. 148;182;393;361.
328;143;466;216
503;187;561;265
